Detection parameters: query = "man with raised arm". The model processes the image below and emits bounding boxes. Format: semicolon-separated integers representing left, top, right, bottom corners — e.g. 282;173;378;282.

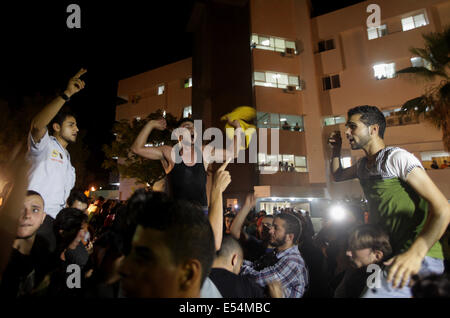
28;69;86;255
328;105;450;297
28;68;86;219
131;116;241;214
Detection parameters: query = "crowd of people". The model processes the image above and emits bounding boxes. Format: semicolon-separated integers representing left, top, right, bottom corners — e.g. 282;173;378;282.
0;69;449;299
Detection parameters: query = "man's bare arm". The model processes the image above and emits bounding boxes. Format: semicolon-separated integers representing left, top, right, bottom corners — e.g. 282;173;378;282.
229;194;255;241
386;167;450;288
31;68;86;143
131;119;170;162
209;158;232;251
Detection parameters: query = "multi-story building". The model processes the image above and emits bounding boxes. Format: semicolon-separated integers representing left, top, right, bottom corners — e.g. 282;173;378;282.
115;58;193;200
249;0;450;222
115;0;450;228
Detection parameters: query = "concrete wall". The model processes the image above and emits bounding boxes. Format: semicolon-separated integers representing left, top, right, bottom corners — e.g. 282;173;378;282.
116;58;192;121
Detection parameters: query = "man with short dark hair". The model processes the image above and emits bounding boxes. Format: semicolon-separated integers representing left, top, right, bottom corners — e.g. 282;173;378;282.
0;190;46;297
28;69;86;258
329;105;450;297
66;189;89;213
131;116;242;213
240;213;309;298
209;235;265;298
28;69;86;219
118;190;216;297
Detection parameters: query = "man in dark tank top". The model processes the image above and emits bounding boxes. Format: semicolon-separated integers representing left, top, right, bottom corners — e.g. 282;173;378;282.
131;117;241;213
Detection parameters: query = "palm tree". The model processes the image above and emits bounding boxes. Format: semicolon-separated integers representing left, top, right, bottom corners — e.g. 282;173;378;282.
396;26;450;151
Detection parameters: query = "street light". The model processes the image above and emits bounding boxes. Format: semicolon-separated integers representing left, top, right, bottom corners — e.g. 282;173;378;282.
329;205;346;221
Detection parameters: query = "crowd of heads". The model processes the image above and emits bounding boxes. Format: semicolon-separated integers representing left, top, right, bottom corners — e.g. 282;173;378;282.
1;102;448;298
1;181;449;299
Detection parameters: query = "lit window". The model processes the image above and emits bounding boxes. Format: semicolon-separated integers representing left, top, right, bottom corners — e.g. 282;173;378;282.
411;57;432;70
288;75;299;87
258;153;307;173
411;57;424;67
373;63;396;80
254;71;265;82
341;157;352;168
367;24;387;40
254;71;302;90
183;106;192;118
158;84;165;95
274;38;285;52
294;156;308;172
324;116;346;126
257;112;304;131
184;77;192;88
401;13;428;31
251;34;258;46
251;34;296;54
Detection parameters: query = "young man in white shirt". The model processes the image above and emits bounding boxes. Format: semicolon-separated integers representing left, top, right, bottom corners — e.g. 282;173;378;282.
28;68;86;252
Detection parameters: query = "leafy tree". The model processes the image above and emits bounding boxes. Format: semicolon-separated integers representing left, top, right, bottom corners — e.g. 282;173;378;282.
102;109;179;187
396;26;450;151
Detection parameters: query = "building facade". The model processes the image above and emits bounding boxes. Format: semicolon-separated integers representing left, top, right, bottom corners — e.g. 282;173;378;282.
114;0;450;224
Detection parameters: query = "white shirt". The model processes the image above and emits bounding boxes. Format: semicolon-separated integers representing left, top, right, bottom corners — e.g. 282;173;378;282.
28;130;75;218
200;277;222;298
356;146;424;181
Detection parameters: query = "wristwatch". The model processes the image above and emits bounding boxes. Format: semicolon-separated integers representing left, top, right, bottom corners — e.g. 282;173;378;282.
60;93;70;101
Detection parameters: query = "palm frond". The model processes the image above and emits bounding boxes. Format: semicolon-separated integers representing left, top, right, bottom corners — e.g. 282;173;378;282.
396;66;440;80
400;96;427;114
439;82;450;101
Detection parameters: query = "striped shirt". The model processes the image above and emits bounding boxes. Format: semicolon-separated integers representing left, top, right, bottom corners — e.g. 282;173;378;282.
240;246;308;298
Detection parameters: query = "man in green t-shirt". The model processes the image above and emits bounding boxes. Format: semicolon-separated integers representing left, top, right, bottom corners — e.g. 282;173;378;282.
328;105;450;297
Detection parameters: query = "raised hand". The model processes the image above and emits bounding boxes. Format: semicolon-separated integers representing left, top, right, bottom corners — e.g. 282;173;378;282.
65;68;87;97
149;118;167;131
212;157;232;194
242;193;256;212
328;130;342;150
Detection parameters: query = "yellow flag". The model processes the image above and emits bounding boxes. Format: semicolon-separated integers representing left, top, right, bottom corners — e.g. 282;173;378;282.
221;106;257;150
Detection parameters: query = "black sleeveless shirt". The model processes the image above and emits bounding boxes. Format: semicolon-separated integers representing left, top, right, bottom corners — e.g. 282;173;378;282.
167;148;207;207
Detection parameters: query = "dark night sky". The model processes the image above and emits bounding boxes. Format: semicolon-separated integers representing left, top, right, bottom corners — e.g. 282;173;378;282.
0;0;363;187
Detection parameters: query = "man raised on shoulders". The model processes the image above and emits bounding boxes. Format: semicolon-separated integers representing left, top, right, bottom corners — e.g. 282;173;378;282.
328;105;450;297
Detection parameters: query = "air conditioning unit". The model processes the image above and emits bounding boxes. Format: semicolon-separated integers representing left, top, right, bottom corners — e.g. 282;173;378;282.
283;85;296;93
130;95;141;104
285;48;295;55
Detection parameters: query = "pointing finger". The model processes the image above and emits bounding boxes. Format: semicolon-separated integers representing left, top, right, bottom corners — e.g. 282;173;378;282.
74;68;87;78
218;157;232;171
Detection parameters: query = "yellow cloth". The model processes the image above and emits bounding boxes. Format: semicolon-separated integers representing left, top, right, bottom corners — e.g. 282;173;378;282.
221;106;257;149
